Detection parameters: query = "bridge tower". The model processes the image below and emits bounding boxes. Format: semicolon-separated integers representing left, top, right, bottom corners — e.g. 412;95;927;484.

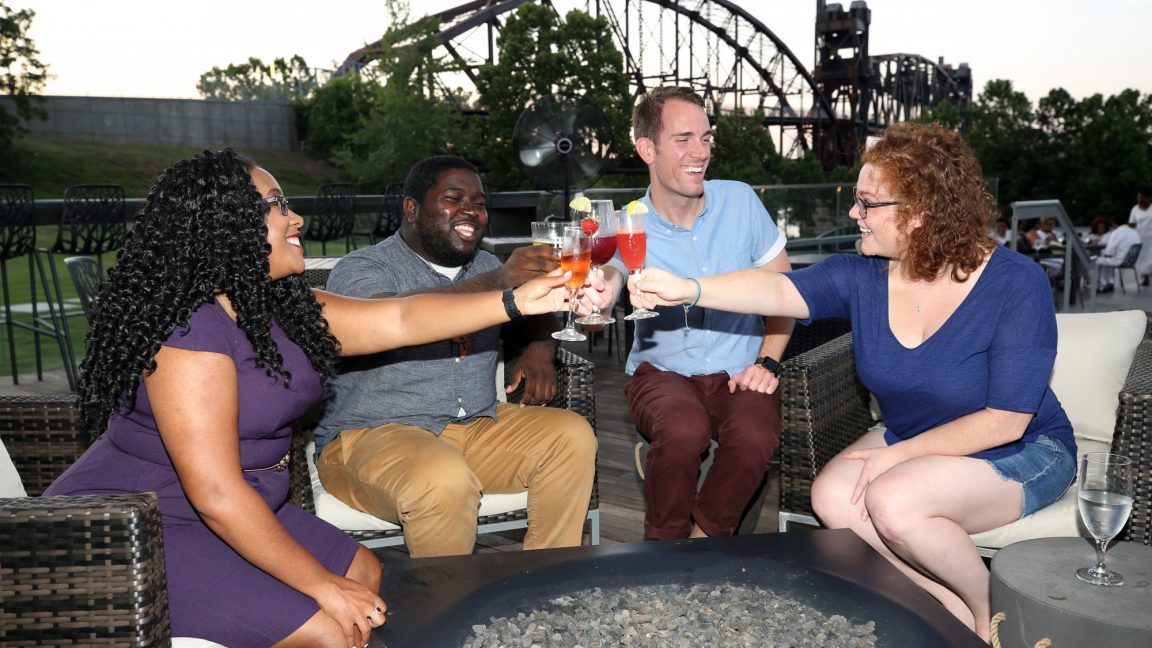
813;0;873;169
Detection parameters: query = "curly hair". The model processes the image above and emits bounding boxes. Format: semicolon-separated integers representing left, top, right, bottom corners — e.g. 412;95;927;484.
632;86;705;142
862;122;997;282
79;149;339;434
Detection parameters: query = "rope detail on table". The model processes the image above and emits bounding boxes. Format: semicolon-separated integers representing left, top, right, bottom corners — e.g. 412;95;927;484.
634;442;646;480
990;611;1053;648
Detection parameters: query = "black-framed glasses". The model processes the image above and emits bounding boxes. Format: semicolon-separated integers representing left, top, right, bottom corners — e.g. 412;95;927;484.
262;195;290;216
852;186;901;219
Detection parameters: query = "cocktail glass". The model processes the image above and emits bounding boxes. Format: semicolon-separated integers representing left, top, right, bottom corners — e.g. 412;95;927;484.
616;207;659;320
576;200;617;326
531;221;567;250
552;226;592;341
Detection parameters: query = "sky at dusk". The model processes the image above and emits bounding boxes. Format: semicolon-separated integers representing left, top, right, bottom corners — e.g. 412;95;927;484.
16;0;1152;104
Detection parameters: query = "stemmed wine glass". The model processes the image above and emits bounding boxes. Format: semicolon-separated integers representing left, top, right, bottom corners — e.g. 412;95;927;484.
552;226;592;342
616;204;659;320
576;199;617;326
1076;452;1133;586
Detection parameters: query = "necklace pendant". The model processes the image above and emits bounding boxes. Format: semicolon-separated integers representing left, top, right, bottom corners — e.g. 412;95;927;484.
915;303;922;315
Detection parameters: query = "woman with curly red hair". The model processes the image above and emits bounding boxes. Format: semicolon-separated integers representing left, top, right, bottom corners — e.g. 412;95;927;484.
621;121;1076;641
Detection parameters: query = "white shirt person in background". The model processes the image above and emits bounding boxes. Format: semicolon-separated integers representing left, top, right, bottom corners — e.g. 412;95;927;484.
1128;191;1152;285
1095;215;1142;293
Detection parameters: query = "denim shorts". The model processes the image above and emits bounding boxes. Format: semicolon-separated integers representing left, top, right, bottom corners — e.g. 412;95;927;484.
984;435;1076;517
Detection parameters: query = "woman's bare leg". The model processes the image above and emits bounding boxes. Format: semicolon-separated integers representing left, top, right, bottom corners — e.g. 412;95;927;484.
863;456;1021;641
811;430;1022;640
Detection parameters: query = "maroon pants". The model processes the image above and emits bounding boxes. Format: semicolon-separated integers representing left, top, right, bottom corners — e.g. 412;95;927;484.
625;362;780;539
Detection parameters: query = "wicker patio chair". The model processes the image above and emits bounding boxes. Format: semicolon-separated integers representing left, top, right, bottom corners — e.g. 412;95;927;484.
289;346;602;548
1;394;173;646
776;314;1152;550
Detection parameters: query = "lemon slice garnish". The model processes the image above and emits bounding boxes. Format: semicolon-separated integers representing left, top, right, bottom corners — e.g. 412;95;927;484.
569;196;592;213
626;200;649;216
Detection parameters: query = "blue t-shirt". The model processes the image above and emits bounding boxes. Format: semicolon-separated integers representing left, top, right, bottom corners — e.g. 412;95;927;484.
786;246;1075;460
606;179;787;377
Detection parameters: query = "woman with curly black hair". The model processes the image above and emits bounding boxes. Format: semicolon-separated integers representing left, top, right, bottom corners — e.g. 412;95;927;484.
621;122;1076;642
45;149;568;648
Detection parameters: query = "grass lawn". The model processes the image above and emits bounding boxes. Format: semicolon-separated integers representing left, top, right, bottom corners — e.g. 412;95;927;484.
1;136;348;198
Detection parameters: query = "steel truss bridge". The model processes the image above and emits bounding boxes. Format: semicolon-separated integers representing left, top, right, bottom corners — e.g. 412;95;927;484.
337;0;971;169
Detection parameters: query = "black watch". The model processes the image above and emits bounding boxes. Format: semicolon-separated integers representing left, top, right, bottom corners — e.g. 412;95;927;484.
502;288;523;319
755;355;780;375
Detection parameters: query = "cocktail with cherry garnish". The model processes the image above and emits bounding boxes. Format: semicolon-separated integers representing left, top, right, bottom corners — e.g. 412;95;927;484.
617;200;659;320
576;199;617;326
552;226;592;341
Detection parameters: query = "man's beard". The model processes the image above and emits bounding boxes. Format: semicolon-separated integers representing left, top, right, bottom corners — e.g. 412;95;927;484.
416;216;476;267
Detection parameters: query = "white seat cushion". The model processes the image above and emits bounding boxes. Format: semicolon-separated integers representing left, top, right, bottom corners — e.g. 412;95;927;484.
172;638;227;648
0;437;26;498
1050;310;1146;445
305;441;528;531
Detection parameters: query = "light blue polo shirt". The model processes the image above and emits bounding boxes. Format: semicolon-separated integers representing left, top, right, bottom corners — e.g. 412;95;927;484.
607;179;787;377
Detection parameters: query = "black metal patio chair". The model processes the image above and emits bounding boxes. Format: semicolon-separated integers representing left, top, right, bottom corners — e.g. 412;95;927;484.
304;183;356;255
0;184;42;383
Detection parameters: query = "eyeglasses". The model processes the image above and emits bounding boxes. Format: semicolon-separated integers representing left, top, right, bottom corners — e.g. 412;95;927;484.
852;186;901;219
262;195;291;216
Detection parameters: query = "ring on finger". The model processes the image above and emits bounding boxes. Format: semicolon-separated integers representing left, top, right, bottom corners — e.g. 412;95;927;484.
367;606;383;620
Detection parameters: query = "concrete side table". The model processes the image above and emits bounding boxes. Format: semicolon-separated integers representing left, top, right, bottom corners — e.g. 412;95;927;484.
990;538;1152;648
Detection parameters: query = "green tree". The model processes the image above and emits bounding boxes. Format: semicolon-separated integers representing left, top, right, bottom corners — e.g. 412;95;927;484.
710;111;780;186
302;73;378;161
306;13;460;191
967;80;1152;224
913;100;964;129
470;4;632;191
1043;89;1152;221
197;55;317;101
966;79;1049;216
0;3;50;151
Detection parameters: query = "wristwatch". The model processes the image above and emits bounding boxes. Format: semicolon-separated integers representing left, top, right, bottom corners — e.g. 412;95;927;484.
502;288;523;319
755;355;780;376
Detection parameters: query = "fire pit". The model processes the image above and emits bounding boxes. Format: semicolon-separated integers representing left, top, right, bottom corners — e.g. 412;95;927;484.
374;529;985;647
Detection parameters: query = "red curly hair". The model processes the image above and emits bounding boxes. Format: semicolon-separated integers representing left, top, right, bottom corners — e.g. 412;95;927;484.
862;122;997;282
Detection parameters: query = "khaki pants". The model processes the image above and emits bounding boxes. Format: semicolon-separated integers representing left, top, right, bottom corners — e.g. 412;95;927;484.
317;403;596;557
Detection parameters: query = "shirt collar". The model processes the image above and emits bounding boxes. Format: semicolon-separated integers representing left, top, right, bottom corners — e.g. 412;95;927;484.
642;182;712;233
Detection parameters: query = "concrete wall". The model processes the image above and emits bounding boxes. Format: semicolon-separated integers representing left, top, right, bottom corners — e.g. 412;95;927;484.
2;95;297;151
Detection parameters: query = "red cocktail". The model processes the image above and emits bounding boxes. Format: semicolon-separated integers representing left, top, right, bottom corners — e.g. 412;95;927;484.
590;235;618;267
614;204;659;320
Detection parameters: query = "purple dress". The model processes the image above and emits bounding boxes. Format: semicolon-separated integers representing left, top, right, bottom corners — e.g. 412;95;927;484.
45;300;361;646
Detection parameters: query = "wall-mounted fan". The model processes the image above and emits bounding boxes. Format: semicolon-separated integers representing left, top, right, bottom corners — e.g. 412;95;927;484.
514;93;614;216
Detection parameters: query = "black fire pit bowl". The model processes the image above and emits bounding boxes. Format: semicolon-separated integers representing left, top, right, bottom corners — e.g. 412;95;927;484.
375;528;985;647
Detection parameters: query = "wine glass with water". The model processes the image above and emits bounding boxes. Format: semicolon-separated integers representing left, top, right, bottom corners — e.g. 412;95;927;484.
1076;452;1133;586
551;226;592;342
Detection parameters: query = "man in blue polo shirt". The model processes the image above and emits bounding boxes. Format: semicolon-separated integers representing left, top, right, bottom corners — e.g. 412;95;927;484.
591;86;793;540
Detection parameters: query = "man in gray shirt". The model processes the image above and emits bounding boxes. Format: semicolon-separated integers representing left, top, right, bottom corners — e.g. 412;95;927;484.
314;155;597;557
